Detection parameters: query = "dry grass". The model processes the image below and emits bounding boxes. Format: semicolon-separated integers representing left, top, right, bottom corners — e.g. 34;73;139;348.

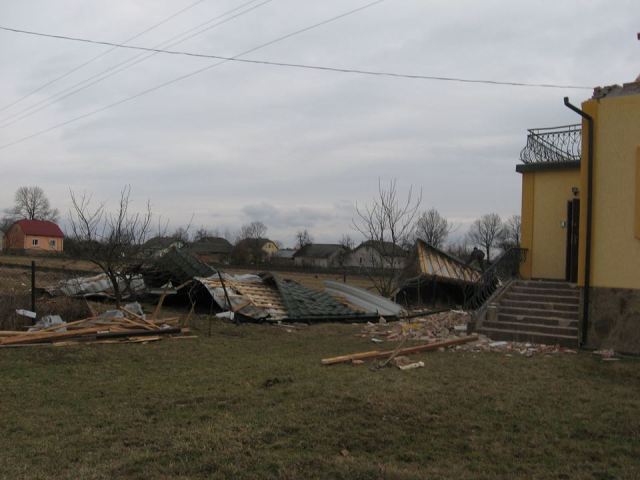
0;317;639;479
0;254;98;273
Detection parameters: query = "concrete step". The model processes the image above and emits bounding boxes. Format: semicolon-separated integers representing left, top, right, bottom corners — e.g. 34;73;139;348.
500;299;580;312
510;286;580;297
516;280;576;290
483;320;577;336
478;327;578;348
499;305;579;319
504;292;580;304
497;312;578;328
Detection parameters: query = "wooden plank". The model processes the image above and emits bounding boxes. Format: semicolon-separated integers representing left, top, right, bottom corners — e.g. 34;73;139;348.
321;335;478;365
0;327;105;346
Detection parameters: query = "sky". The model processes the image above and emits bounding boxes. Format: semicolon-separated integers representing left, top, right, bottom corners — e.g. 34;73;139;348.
0;0;638;247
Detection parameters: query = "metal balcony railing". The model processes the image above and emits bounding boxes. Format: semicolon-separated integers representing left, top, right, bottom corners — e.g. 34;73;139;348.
519;124;582;164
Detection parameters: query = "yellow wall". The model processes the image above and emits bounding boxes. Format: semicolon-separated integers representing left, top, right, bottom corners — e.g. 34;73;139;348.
24;235;64;252
580;94;640;289
520;168;581;280
635;147;640;240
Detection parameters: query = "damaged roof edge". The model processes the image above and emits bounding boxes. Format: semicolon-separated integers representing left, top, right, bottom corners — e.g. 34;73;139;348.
323;280;403;317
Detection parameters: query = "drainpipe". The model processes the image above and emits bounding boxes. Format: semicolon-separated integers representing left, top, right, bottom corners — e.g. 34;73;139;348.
563;97;593;347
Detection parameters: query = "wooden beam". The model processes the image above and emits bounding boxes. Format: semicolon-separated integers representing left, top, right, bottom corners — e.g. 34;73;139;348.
321;335;478;365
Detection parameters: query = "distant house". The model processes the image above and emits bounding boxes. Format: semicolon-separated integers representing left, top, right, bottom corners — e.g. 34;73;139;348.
232;238;279;264
142;236;184;258
344;240;408;270
4;219;64;254
0;229;3;251
293;244;346;268
187;236;233;264
272;248;296;266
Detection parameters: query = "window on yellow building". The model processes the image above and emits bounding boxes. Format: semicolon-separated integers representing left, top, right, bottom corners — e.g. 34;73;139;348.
49;239;56;248
32;239;38;247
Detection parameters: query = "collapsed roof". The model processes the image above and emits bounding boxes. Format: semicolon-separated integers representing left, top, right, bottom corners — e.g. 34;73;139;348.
142;246;215;288
405;240;482;286
193;272;394;322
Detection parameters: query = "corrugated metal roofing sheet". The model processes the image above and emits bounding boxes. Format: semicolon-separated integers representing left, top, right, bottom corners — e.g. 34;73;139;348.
274;277;368;321
416;240;481;285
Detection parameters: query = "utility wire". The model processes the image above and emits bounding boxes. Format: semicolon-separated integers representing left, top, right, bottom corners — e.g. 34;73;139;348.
0;0;208;115
0;0;388;151
0;0;272;128
0;24;594;90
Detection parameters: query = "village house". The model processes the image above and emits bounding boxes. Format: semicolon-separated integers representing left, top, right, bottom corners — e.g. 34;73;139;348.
187;236;233;264
272;248;296;266
4;219;64;254
474;77;640;354
293;244;346;268
344;240;408;270
232;237;279;264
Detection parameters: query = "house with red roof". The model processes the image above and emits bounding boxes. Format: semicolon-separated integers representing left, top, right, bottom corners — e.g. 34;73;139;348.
3;219;64;254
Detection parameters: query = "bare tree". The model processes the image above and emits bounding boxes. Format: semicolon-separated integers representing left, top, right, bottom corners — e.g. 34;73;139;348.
337;234;355;274
238;221;267;241
295;229;313;249
468;213;503;263
172;227;190;243
193;228;211;242
446;238;473;262
67;186;153;308
8;186;59;222
339;234;355;251
414;208;453;248
234;221;269;264
501;214;521;248
353;179;422;297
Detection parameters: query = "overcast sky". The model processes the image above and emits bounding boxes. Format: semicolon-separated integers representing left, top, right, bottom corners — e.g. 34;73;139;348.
0;0;637;246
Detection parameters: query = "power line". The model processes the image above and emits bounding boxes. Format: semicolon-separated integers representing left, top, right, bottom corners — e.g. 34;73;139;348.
0;0;208;115
0;0;388;151
0;24;594;90
0;0;272;128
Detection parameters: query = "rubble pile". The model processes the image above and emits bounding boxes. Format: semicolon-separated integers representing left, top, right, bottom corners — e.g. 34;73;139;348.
360;310;581;357
361;310;471;343
454;335;578;356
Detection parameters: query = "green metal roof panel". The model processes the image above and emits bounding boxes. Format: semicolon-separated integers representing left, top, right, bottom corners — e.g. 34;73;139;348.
274;277;368;321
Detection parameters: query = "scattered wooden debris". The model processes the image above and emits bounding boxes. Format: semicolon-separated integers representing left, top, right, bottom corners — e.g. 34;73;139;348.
321;335;478;365
0;307;191;348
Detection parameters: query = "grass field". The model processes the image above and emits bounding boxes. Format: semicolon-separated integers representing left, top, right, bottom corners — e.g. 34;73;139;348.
0;254;98;273
1;318;639;479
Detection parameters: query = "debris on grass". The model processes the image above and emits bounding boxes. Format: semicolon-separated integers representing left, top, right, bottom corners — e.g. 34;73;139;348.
0;306;191;347
360;310;471;343
359;310;579;357
321;335;478;365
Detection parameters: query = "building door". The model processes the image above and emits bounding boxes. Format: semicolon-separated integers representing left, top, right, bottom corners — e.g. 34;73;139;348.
565;199;580;283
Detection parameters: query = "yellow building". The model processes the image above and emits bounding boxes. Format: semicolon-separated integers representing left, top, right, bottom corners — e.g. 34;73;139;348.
518;80;640;353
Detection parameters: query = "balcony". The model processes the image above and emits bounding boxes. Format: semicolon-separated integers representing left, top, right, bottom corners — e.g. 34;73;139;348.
519;124;582;165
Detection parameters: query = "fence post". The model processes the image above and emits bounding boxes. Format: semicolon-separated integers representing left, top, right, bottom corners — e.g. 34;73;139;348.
31;260;36;319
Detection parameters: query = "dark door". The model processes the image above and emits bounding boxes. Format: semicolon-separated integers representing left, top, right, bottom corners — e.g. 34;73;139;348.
565;199;580;283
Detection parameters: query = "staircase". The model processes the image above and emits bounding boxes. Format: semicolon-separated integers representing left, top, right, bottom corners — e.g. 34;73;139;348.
477;280;580;347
